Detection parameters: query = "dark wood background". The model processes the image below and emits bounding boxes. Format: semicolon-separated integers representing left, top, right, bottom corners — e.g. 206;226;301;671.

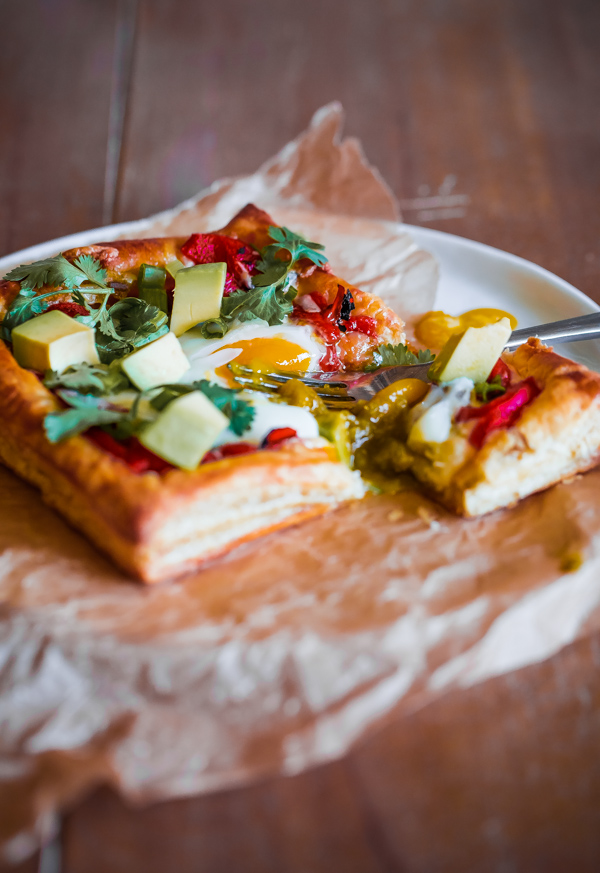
2;1;600;870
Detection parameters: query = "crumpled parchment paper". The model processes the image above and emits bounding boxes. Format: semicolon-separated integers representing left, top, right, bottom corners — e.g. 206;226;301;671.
2;103;600;863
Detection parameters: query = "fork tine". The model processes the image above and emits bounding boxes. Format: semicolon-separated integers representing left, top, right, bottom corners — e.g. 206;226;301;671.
230;373;354;404
229;374;282;392
234;365;350;393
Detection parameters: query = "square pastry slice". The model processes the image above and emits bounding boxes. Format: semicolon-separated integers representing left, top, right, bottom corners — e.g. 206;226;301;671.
404;339;600;516
0;204;410;581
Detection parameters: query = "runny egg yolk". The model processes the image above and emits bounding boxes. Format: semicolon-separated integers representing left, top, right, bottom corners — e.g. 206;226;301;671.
214;338;313;384
415;308;518;350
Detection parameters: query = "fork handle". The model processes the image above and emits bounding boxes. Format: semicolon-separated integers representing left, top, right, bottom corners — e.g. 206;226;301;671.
505;312;600;349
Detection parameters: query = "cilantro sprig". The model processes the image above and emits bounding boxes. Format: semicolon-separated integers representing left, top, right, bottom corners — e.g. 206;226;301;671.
1;253;113;342
4;253;110;293
44;362;130;396
44;377;255;444
89;297;169;363
202;225;328;336
44;391;130;443
259;226;328;271
368;342;436;369
2;252;168;361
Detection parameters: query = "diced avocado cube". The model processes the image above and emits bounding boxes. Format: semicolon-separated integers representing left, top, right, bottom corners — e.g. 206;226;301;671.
428;318;512;384
138;391;229;470
170;262;226;337
11;310;99;372
121;332;191;391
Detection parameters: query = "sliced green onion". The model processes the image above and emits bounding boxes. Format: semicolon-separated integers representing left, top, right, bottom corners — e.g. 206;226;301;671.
138;264;168;313
200;318;228;339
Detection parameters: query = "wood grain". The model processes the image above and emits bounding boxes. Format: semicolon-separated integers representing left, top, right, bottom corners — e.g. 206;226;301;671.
2;0;600;870
0;0;119;255
115;0;600;299
0;858;39;873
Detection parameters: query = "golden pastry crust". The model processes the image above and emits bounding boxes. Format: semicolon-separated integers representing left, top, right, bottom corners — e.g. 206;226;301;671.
1;205;395;581
0;340;364;581
408;339;600;516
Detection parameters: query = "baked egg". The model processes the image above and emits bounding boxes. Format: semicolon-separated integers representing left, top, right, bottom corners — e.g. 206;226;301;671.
178;323;324;384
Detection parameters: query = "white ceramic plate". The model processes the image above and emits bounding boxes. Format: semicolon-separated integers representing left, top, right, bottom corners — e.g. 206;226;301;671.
2;222;598;370
407;224;600;371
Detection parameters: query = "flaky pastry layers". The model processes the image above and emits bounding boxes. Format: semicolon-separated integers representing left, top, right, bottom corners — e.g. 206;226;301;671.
408;339;600;516
0;204;398;581
0;342;364;581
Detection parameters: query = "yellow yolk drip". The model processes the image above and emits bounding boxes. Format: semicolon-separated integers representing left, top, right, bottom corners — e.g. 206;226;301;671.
415;308;518;350
214;338;313;385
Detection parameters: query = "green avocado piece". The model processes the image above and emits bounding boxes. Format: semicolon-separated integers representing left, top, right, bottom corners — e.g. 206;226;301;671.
138;390;229;470
11;309;99;372
428;318;512;384
121;331;190;391
170;262;226;337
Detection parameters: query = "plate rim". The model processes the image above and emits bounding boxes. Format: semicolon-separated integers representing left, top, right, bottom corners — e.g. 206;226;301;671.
404;223;599;315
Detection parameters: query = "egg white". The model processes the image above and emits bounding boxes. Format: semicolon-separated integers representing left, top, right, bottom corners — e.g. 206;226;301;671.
213;395;320;447
178;322;324;383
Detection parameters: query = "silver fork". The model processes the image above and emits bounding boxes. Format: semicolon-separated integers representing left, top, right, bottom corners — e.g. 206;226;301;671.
232;312;600;405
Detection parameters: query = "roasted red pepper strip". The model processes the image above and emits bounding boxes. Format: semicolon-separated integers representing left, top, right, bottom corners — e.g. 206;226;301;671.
262;427;297;447
90;427;299;472
456;377;540;448
318;344;342;371
180;233;259;296
201;442;257;465
87;429;173;473
488;357;512;387
292;285;377;371
45;302;89;318
343;315;378;338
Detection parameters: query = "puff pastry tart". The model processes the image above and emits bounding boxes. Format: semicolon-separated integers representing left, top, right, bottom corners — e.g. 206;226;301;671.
0;204;407;581
357;337;600;516
2;203;599;581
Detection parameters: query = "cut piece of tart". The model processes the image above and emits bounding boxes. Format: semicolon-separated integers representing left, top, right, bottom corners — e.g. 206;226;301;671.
0;204;412;581
403;339;600;516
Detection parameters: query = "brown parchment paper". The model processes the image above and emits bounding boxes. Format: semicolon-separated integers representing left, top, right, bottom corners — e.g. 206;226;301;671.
2;104;600;863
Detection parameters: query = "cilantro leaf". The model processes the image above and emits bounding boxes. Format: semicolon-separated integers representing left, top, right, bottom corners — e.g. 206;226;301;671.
371;343;436;368
0;291;60;342
150;380;255;436
221;283;297;326
211;224;328;335
44;362;130;396
44;391;127;443
95;298;169;363
3;253;109;293
251;260;289;287
474;376;506;402
73;254;108;287
195;380;255;435
266;226;328;267
1;253;112;341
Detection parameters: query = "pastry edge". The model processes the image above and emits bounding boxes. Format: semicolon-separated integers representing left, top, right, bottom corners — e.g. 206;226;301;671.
410;339;600;517
0;341;365;582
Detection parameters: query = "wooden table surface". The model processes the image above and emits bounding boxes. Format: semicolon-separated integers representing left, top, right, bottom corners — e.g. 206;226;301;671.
2;1;600;871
